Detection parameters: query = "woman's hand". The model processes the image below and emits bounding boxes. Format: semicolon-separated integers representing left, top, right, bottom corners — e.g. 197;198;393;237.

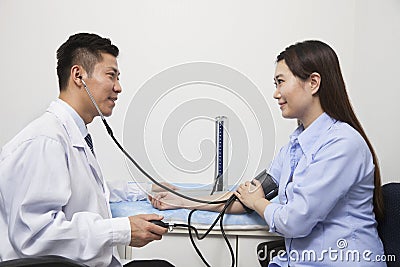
149;192;184;210
151;182;178;192
234;179;270;216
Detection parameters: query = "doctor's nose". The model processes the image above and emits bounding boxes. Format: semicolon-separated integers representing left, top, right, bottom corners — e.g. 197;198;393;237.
114;80;122;94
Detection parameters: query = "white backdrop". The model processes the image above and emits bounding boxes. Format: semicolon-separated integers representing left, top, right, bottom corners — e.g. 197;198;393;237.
1;0;399;186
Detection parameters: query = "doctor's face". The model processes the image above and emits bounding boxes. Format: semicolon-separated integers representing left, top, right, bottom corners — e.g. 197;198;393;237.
273;60;313;122
84;53;122;118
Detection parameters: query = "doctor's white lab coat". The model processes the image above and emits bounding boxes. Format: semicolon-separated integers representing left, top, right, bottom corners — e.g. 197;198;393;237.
0;101;131;266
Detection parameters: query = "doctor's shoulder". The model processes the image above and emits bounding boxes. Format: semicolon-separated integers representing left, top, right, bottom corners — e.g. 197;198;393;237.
0;112;67;160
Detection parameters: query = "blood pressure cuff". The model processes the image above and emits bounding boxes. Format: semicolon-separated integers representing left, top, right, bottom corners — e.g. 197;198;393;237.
237;169;279;213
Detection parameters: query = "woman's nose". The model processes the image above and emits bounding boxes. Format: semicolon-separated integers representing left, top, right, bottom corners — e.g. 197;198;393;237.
273;88;281;99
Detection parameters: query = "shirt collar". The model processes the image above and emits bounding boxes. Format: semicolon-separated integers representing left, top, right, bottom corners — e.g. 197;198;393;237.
296;112;336;157
289;123;304;145
56;98;88;138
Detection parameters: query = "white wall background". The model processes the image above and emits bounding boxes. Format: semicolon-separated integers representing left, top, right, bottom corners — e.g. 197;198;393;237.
0;0;399;185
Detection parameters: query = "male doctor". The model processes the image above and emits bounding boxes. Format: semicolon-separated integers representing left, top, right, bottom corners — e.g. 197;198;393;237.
0;33;173;267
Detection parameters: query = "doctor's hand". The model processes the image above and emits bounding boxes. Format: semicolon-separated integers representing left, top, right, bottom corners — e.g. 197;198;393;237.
234;180;270;216
128;214;168;247
149;192;184;210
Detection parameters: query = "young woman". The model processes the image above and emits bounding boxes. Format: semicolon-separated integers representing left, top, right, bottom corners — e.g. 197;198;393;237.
151;40;386;266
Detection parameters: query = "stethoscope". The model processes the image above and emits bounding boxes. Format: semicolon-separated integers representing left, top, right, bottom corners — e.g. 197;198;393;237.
79;76;230;204
79;76;237;267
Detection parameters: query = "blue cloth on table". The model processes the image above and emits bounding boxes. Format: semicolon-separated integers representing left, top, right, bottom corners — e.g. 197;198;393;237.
110;200;267;230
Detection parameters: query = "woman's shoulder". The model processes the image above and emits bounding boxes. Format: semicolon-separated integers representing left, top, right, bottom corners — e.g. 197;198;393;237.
325;120;370;154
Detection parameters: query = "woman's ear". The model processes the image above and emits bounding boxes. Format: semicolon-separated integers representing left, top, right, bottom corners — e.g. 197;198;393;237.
309;72;321;95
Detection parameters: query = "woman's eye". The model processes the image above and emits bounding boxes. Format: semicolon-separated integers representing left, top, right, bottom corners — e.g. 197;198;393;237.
274;79;283;87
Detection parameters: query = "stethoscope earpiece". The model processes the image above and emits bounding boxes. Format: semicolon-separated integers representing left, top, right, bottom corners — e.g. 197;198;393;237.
79;76;88;87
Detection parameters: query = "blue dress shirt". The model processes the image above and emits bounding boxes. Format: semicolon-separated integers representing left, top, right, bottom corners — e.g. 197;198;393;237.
265;113;386;266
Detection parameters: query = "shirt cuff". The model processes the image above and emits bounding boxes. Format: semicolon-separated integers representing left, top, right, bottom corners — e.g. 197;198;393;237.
110;217;131;246
264;202;280;233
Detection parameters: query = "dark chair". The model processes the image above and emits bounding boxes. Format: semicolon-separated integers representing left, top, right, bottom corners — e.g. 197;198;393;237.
257;239;285;267
377;182;400;267
0;255;87;267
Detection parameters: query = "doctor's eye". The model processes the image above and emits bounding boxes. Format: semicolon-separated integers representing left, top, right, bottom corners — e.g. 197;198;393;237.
108;72;120;81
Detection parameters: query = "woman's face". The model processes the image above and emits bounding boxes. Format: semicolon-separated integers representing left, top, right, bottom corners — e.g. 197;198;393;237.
273;60;316;125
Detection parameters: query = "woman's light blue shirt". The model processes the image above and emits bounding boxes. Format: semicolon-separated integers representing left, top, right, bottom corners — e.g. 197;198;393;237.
265;113;386;266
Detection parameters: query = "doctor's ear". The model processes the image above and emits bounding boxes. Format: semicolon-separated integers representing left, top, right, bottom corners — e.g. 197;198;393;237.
309;72;321;95
71;65;86;87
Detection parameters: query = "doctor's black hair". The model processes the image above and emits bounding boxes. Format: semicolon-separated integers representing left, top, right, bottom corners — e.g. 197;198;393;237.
276;40;384;220
56;33;119;91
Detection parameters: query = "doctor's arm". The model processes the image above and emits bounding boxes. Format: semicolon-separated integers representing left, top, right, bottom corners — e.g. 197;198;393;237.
2;138;163;264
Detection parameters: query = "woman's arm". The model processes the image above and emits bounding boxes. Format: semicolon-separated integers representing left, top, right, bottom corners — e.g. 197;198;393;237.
234;179;270;218
149;191;247;214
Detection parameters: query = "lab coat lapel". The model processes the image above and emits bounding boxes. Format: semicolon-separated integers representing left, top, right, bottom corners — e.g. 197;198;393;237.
85;146;106;192
47;101;106;191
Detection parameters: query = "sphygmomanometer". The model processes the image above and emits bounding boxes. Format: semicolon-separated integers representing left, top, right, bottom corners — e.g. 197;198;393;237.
239;169;279;213
80;76;278;267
